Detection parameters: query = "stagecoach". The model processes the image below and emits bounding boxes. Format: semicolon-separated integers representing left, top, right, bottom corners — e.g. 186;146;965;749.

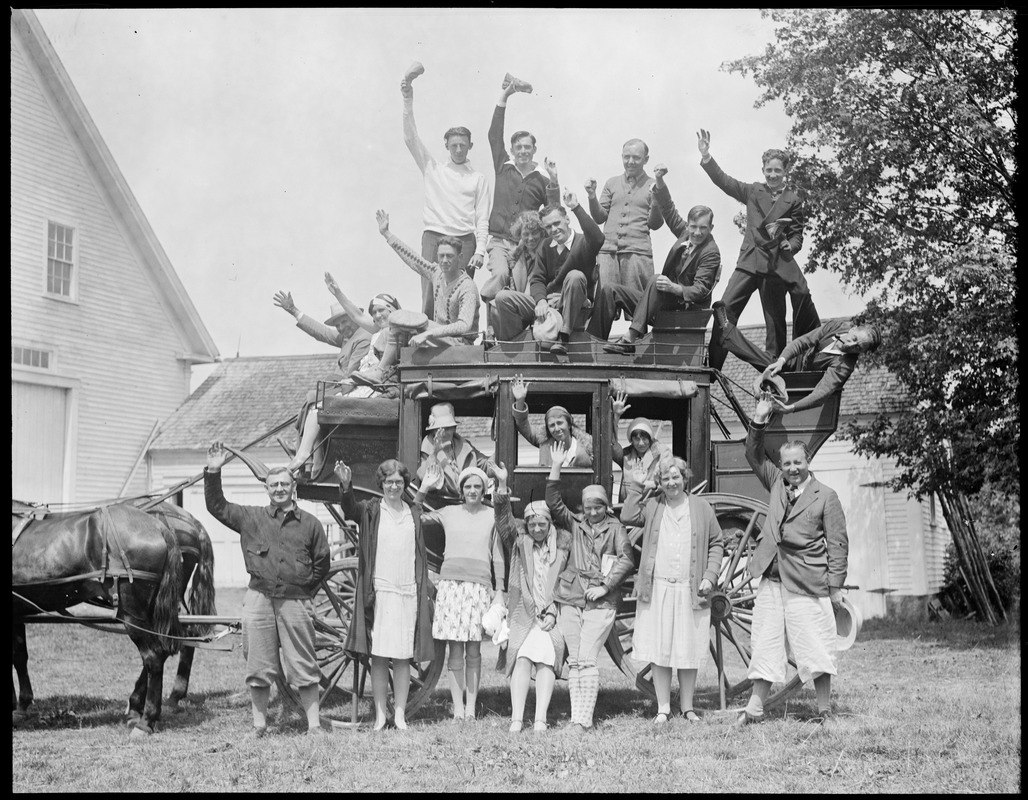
270;308;846;725
12;309;847;730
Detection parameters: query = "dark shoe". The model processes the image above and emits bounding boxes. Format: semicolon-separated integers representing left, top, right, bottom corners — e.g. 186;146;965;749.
712;300;730;333
502;72;533;93
548;338;569;357
602;338;635;355
681;709;702;724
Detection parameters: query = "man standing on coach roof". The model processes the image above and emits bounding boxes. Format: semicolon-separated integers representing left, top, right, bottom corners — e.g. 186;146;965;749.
401;62;490;318
586;139;665;296
484;72;560;298
204;442;331;737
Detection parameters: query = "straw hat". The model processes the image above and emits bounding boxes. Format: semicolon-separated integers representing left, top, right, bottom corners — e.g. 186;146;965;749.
834;596;863;651
324;303;349;327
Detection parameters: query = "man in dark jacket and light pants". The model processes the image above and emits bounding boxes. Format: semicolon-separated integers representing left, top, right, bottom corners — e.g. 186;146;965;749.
735;393;849;726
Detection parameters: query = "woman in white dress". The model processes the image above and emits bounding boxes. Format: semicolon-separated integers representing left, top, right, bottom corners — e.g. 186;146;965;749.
620;455;724;723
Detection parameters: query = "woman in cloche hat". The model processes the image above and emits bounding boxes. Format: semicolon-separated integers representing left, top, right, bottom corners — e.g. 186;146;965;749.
416;402;492;497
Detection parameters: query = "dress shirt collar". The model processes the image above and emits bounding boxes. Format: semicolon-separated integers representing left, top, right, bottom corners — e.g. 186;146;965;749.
445;157;475;173
265;502;299;521
503;158;546;179
785;474;813;498
821;338;846;356
549;228;576;254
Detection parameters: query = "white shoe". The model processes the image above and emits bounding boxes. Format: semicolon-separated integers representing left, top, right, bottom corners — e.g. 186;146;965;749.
509;720;523;733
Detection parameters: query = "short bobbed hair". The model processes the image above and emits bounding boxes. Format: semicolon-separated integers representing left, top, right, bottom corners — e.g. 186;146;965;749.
376;459;412;491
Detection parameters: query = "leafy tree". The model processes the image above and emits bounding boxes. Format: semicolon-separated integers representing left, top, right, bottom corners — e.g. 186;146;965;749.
726;9;1017;623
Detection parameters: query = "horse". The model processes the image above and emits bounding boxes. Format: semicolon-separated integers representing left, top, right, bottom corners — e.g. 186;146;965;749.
134;499;217;714
12;501;183;735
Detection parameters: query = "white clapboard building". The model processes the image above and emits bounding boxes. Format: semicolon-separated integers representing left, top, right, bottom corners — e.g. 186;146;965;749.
11;9;219;505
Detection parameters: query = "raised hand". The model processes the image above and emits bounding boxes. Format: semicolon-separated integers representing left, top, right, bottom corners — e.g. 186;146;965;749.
273;290;296;314
544;156;559;183
584;178;597;197
324;271;344;300
611;387;631;419
489;460;509;485
422;461;446;492
375;209;390;237
511;374;530;403
562;189;579;210
549;440;566;466
653;163;669;182
206;441;230;471
697;129;711;159
334;459;352;490
399;78;413;98
754;390;775;423
631;462;648;488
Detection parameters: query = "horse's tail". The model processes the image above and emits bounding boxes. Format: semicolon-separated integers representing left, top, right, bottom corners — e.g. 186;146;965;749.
187;520;217;635
152;521;184;654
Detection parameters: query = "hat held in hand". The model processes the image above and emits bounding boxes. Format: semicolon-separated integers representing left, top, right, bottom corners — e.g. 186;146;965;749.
753;373;789;405
388;308;429;333
501;72;532;93
403;61;425;84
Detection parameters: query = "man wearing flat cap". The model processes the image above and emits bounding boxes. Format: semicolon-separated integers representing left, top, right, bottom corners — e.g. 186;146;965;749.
417;402;493;497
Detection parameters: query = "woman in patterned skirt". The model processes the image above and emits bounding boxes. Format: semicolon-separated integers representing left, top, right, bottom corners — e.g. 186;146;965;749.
491;462;571;733
417;462;505;721
336;458;434;730
621;455;724;724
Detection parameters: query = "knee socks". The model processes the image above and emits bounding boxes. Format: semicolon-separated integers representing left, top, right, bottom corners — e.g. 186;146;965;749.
576;666;600;727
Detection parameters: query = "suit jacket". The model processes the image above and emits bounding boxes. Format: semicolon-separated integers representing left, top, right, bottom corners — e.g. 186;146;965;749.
652;182;722;307
528;204;604;303
296;315;373;375
744;422;848;597
701;156;805;284
620;490;724;607
779;318;861;412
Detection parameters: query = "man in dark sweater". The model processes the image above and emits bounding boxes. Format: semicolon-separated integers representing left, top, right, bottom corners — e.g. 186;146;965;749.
204;442;331;736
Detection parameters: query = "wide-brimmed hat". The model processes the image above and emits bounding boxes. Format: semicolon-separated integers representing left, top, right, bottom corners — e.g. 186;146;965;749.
324;303;349;327
834;596;863;651
532;308;563;348
753;373;789;405
388;308;429;333
425;402;459;430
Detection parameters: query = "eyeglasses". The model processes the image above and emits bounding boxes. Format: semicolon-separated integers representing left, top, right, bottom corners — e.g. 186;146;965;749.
382;479;405;488
267;482;293;489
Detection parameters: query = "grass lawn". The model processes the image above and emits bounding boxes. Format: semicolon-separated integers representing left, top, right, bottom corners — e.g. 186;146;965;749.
11;588;1020;792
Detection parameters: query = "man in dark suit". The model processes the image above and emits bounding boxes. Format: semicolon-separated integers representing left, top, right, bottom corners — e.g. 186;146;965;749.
698;129;821;369
712;309;882;413
494;189;604;355
601;165;721;353
735;392;849;726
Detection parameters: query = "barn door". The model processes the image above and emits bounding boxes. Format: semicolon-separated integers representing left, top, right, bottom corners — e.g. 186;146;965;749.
12;381;68;503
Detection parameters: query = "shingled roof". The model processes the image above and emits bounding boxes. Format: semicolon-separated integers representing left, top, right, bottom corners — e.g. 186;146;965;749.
153;322;908;451
151;354;340;450
712;319;908;418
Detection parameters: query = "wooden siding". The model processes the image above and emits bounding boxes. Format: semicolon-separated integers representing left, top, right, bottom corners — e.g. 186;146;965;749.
11;29;194;503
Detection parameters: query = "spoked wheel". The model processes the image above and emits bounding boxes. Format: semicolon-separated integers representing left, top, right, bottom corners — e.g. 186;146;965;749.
604;492;802;710
277;509;443;727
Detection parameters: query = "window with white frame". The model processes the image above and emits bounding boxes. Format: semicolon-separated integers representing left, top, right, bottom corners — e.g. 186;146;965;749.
46;221;75;298
11;345;53;370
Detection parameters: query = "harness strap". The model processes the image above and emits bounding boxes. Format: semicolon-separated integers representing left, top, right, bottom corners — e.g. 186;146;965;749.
100;506;135;583
12;567;163;588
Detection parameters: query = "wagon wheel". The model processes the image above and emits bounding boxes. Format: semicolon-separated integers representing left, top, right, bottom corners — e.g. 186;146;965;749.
604;492;802;710
277;496;443;727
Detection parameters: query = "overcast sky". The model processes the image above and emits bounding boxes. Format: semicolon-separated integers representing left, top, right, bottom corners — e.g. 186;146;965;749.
33;8;866;385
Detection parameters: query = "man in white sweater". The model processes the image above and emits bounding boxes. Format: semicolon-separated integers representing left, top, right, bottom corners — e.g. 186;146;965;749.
401;62;490;318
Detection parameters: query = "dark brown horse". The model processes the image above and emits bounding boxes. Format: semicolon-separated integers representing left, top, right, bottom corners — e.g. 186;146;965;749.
136;500;217;714
12;502;183;735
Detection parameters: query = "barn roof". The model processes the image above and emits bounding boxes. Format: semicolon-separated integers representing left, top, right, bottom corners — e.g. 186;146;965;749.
152;321;908;451
151;354;339;450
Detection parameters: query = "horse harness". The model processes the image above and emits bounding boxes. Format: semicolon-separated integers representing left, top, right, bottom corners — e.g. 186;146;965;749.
11;504;164;588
